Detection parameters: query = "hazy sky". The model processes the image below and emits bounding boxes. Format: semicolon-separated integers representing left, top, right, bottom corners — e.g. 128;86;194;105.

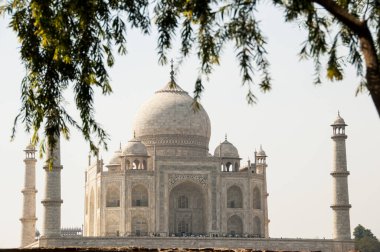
0;4;379;248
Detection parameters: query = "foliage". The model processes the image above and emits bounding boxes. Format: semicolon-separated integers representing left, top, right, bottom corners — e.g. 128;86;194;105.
354;224;380;252
1;0;380;156
0;0;150;156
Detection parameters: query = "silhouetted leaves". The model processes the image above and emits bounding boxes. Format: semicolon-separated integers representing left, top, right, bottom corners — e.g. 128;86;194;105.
2;0;380;157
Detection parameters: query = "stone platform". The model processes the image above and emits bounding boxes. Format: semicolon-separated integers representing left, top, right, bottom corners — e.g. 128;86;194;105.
32;236;355;252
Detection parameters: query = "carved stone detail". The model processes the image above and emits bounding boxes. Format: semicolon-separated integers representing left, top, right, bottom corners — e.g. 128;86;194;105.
141;134;209;148
225;180;244;191
168;174;208;192
131;179;151;189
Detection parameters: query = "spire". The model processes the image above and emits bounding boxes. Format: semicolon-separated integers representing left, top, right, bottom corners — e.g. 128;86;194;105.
155;61;187;94
170;59;175;83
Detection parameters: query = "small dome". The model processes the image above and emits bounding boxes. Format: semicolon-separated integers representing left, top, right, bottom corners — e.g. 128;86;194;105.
25;143;35;151
214;138;239;158
333;112;346;125
122;137;148;156
108;150;121;165
257;145;266;157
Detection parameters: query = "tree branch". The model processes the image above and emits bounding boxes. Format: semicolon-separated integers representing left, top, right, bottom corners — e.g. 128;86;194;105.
313;0;380;117
312;0;363;33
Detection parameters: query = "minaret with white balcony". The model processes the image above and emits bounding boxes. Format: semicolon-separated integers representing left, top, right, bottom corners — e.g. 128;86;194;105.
330;112;351;240
20;143;38;247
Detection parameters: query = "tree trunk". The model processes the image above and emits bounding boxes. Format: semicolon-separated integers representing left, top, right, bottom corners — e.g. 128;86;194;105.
358;25;380;118
364;64;380;118
313;0;380;118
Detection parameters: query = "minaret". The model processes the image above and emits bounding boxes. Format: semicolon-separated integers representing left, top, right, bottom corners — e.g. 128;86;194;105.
20;143;38;247
41;136;63;237
256;146;269;238
330;112;351;240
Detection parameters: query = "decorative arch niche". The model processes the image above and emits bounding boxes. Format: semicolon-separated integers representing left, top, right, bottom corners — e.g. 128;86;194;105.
253;216;261;237
253;187;261;209
132;184;148;207
131;216;148;236
132;159;140;169
106;185;120;207
89;188;95;236
169;181;206;235
227;185;243;208
227;215;243;235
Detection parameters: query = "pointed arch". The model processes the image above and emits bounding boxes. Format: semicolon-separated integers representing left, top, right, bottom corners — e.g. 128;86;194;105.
89;188;95;236
253;187;261;209
226;162;232;172
227;185;243;208
253;216;261;237
131;216;148;236
169;181;206;235
132;184;148;207
132;159;140;169
106;185;120;207
105;214;119;236
227;215;243;235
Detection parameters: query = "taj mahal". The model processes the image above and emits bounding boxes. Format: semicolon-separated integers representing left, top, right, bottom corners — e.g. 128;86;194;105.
19;67;355;251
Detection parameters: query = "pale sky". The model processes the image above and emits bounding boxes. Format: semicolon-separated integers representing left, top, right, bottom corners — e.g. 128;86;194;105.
0;4;379;248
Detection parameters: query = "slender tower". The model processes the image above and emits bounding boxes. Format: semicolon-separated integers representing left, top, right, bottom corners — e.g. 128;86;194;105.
20;143;38;247
330;112;351;240
256;146;270;238
41;136;63;237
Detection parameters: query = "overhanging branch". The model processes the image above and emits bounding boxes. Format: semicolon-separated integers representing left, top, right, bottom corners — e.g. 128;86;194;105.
312;0;364;34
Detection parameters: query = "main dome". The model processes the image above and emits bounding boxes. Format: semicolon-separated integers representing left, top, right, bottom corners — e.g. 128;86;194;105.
132;81;211;157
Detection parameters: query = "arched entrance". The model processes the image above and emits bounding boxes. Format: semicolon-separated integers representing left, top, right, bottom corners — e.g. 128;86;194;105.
227;215;243;236
169;181;206;235
89;188;95;236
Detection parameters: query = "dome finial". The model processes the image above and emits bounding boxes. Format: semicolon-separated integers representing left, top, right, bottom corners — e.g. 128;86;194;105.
119;142;122;150
332;111;346;125
225;133;227;141
257;145;266;156
133;130;136;139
